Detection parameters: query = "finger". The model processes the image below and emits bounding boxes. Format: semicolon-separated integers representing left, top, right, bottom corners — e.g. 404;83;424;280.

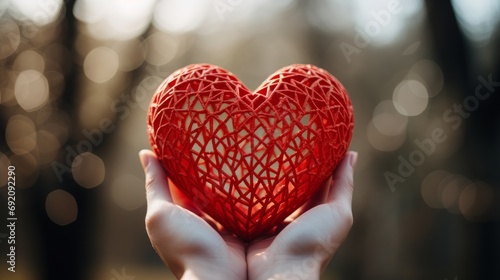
277;161;342;231
139;150;230;233
286;158;343;219
328;151;357;207
139;149;173;205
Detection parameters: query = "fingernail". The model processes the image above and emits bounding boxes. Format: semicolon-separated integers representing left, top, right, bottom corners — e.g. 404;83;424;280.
350;152;358;168
139;150;149;169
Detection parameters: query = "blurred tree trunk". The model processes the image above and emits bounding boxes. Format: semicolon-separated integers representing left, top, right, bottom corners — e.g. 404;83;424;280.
32;1;97;279
425;0;500;279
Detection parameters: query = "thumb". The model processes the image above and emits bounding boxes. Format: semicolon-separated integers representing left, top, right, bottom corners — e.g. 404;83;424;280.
139;149;173;205
328;151;357;208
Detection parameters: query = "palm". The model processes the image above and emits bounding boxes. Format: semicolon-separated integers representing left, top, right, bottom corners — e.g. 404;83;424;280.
142;149;356;280
247;204;351;279
152;202;247;279
141;150;247;280
246;153;356;280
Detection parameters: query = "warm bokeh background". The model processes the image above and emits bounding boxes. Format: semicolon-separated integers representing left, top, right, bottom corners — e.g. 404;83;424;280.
0;0;499;279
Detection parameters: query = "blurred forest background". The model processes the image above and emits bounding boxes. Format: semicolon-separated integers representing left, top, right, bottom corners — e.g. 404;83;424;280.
0;0;499;279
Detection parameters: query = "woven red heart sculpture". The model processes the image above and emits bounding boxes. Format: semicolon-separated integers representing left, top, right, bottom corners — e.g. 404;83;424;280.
147;64;354;241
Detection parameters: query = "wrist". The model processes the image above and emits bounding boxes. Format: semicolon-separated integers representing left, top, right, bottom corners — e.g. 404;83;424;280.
179;259;245;280
250;259;322;280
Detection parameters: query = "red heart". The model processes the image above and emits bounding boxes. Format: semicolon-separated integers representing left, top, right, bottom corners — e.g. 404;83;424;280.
147;64;354;241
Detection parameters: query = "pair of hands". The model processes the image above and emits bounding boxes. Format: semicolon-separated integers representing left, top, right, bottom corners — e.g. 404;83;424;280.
139;150;357;280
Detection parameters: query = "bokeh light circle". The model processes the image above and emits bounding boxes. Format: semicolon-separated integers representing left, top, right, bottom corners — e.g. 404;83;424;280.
72;152;105;189
408;60;444;97
366;119;406;151
143;32;178;66
6;115;37;155
84;47;119;83
153;0;208;34
0;19;21;59
46;189;78;226
15;70;50;112
393;80;429;116
372;100;408;136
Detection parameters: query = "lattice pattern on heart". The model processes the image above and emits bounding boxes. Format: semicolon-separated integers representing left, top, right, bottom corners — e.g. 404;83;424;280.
147;64;354;241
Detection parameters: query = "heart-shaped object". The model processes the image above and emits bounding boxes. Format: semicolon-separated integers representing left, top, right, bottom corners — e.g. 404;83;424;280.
147;64;354;241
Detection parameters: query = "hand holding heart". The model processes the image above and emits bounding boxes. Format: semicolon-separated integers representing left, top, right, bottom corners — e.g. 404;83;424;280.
140;149;357;280
141;149;247;280
142;64;355;279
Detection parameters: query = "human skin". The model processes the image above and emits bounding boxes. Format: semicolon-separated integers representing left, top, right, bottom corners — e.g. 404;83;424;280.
140;150;357;280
